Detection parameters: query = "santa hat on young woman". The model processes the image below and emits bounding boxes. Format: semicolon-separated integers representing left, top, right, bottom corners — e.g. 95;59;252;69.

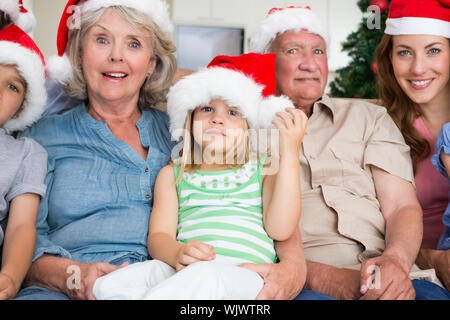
47;0;173;85
385;0;450;38
249;6;330;53
0;0;36;33
167;53;295;152
0;25;47;133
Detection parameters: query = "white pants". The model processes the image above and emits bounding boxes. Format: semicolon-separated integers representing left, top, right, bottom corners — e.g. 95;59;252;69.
93;260;264;300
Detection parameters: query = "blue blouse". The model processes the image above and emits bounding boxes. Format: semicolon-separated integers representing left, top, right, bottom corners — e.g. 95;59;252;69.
432;122;450;251
19;104;177;265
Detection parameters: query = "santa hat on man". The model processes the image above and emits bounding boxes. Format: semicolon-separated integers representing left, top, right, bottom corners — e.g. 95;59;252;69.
167;53;295;152
0;0;36;33
47;0;173;85
249;6;330;53
0;25;47;133
385;0;450;38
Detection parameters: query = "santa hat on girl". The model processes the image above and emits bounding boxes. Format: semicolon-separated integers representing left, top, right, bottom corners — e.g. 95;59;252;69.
0;0;36;33
249;6;330;53
47;0;173;85
0;25;47;133
167;53;295;149
385;0;450;38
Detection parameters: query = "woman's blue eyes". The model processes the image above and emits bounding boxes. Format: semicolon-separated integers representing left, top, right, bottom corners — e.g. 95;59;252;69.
97;37;107;45
96;37;141;48
428;48;441;55
398;48;441;56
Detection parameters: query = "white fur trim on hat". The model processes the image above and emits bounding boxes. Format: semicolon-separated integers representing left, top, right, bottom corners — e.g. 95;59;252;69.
257;95;296;129
0;41;47;133
167;67;265;142
385;17;450;38
46;53;73;85
0;0;36;33
249;7;330;53
80;0;174;35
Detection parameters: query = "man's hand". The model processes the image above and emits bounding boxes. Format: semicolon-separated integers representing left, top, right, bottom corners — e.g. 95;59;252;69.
359;254;415;300
240;258;305;300
65;262;129;300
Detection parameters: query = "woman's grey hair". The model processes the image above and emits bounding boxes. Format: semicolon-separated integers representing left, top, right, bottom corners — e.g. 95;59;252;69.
64;6;177;109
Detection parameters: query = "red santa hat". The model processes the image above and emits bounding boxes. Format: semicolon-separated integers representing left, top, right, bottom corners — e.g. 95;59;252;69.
47;0;173;85
167;53;295;147
0;25;47;133
0;0;36;33
249;6;330;53
385;0;450;38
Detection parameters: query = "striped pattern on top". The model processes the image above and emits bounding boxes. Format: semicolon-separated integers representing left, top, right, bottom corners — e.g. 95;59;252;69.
174;158;277;265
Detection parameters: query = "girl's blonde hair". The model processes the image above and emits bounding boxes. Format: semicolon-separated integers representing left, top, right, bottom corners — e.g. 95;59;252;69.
174;109;251;185
64;6;177;109
375;34;431;173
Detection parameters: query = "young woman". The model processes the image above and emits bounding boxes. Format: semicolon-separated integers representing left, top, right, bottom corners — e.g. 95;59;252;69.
375;0;450;290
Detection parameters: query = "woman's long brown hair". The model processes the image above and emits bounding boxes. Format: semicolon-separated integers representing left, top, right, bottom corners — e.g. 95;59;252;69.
375;34;431;174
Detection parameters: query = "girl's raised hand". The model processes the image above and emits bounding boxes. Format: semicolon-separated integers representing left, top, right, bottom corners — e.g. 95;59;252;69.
175;240;216;271
272;108;308;158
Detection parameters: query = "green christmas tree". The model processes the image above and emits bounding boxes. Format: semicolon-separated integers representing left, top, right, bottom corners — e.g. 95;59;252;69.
329;0;390;99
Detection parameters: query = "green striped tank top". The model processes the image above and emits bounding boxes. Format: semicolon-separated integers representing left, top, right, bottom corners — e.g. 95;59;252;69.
174;158;277;265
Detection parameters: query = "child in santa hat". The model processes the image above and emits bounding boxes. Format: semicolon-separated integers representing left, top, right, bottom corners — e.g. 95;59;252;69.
0;25;48;299
93;53;307;300
0;0;35;32
375;0;450;291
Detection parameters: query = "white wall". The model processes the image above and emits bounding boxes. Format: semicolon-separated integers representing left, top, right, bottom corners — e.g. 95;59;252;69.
29;0;174;56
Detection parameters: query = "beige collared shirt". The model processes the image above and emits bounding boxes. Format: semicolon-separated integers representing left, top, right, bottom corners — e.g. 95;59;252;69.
300;95;415;270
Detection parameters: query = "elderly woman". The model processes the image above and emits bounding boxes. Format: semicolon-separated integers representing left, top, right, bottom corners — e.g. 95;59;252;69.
15;0;177;300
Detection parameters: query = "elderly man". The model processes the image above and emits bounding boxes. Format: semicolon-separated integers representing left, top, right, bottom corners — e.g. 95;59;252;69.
246;6;450;300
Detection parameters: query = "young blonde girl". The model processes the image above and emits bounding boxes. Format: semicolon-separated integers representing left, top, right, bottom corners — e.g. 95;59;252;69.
93;53;308;300
0;24;47;299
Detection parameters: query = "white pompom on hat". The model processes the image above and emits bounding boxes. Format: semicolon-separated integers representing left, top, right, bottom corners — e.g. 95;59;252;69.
249;6;330;53
47;0;173;85
0;0;36;33
0;25;47;133
385;0;450;38
167;53;296;154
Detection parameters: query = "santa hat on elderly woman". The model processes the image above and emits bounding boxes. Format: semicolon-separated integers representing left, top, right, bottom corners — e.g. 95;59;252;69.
385;0;450;38
167;53;295;151
249;5;330;53
47;0;173;85
0;25;47;133
0;0;36;33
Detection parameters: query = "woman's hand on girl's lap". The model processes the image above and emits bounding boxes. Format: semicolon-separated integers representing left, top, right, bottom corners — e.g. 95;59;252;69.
65;262;129;300
272;108;308;158
175;240;216;271
417;248;450;291
431;249;450;291
0;272;18;300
